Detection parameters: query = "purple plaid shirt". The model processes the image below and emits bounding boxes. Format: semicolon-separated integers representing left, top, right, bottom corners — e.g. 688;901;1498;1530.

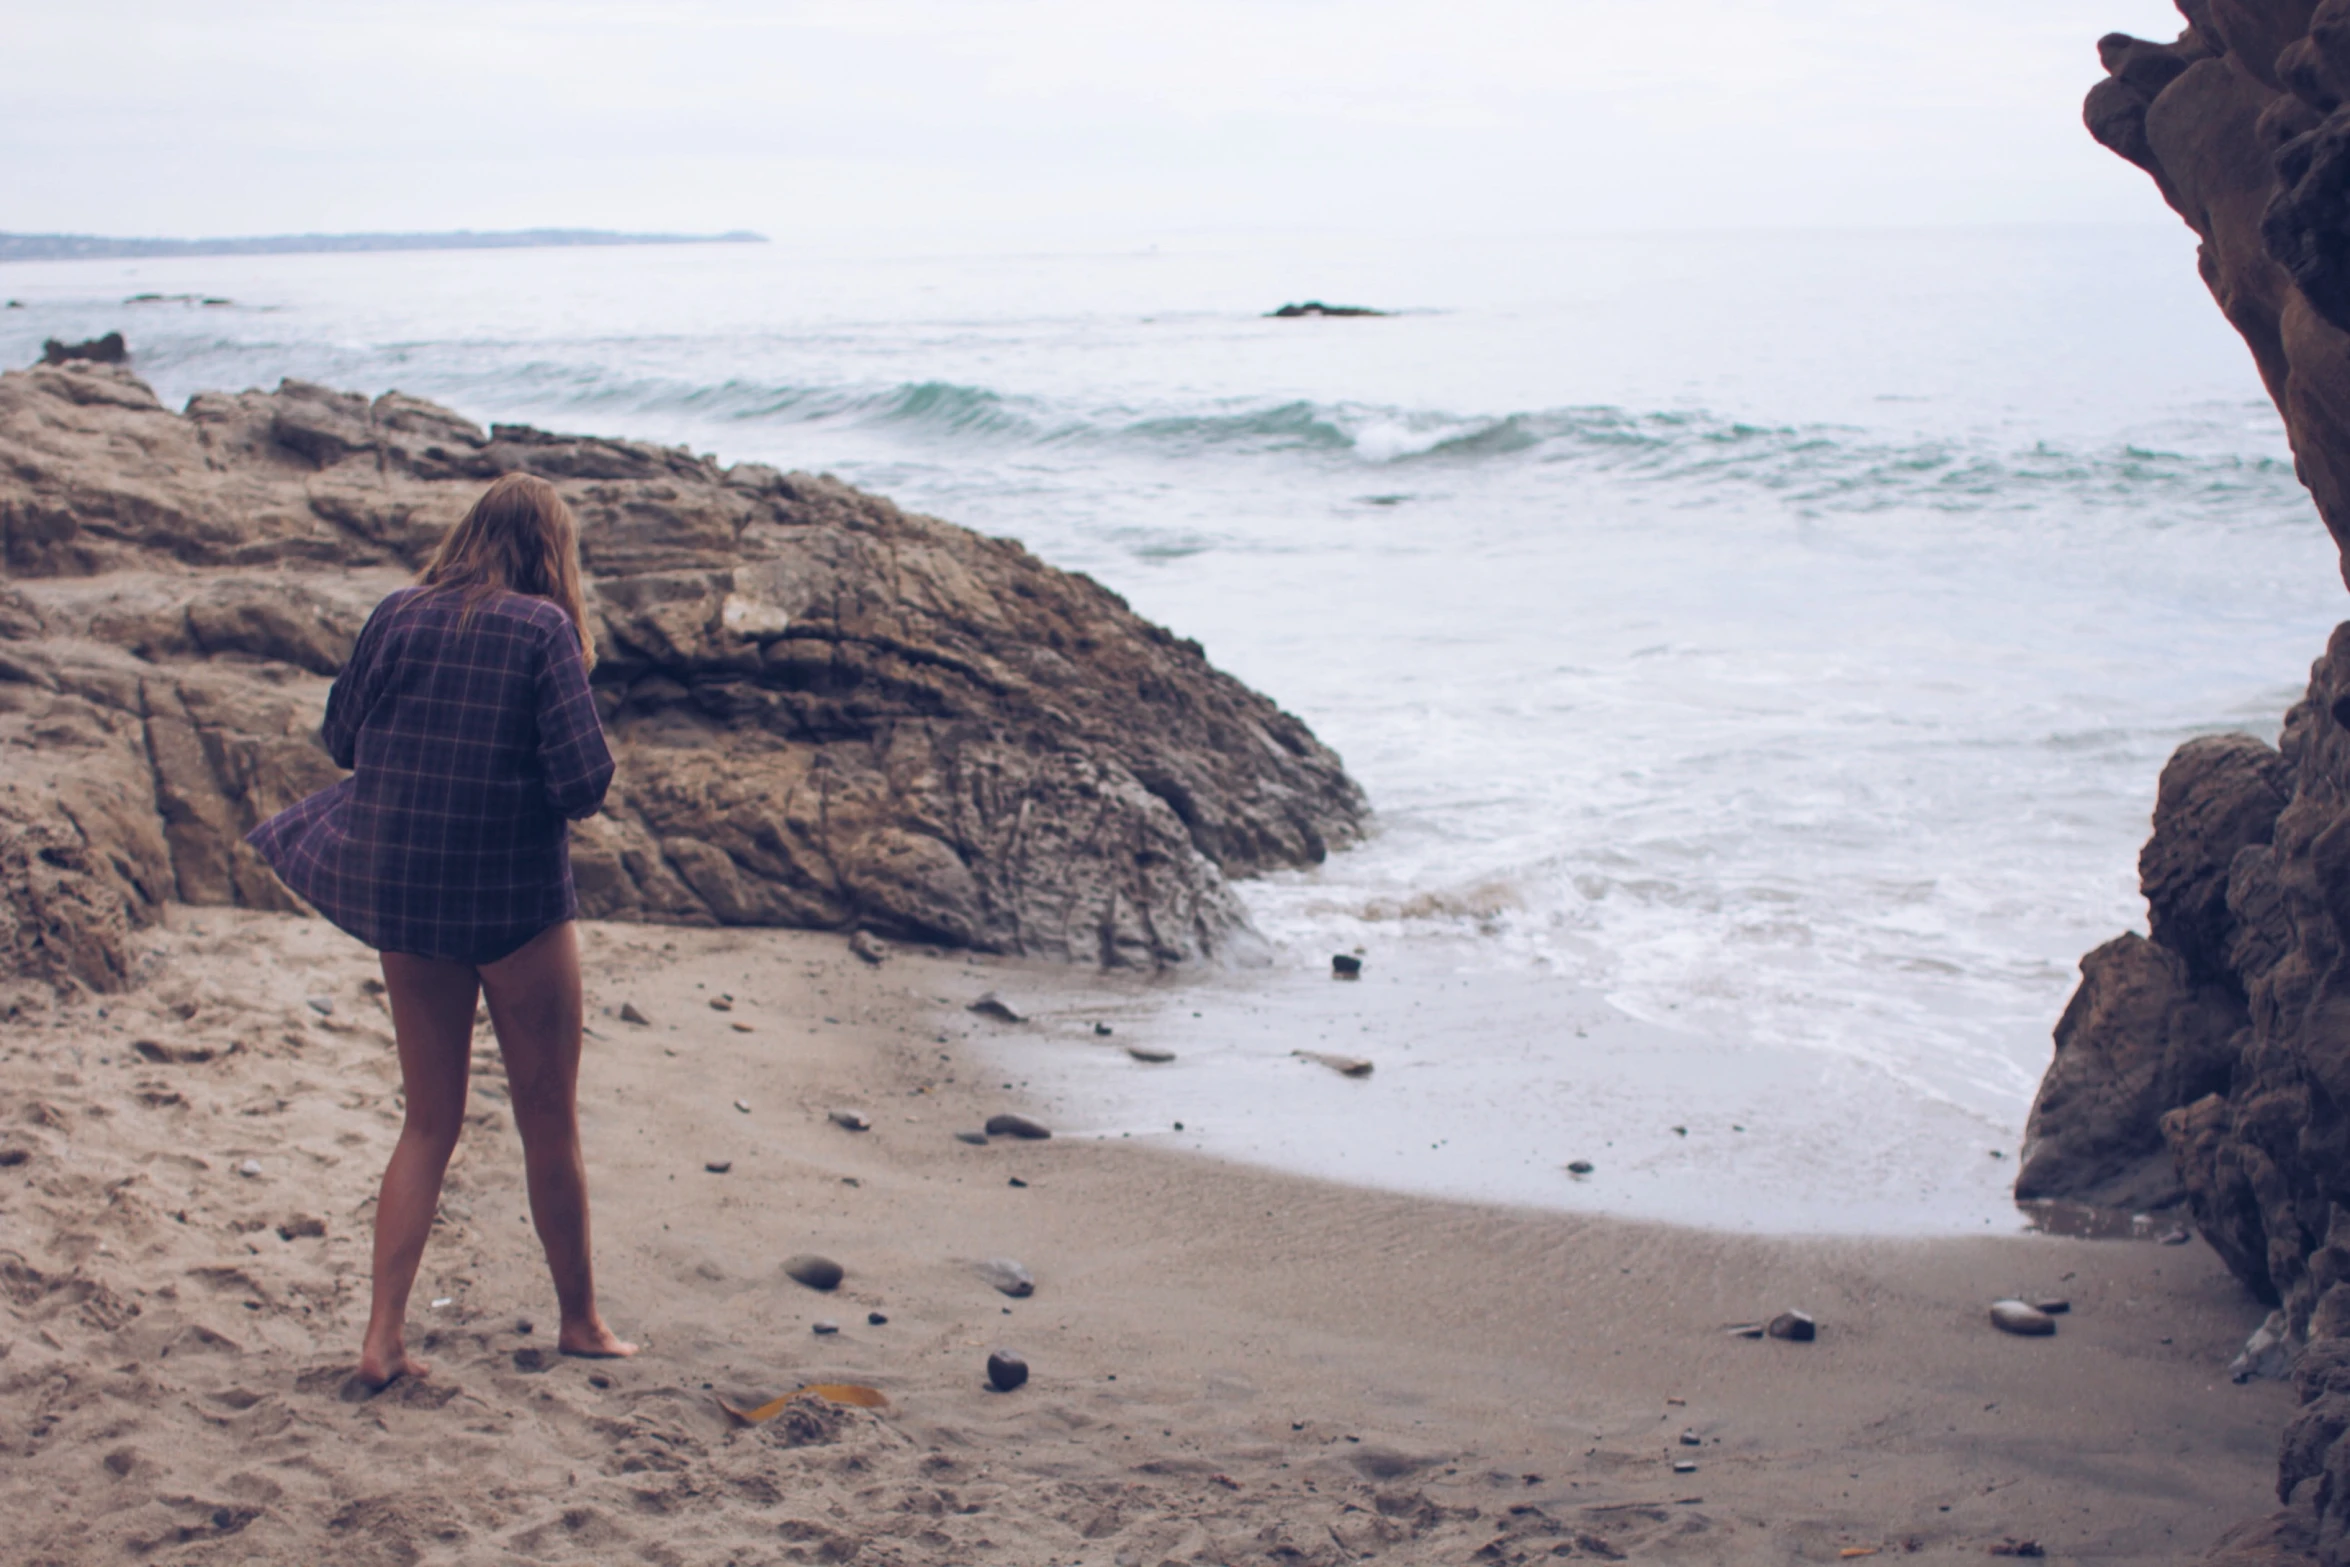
248;585;613;964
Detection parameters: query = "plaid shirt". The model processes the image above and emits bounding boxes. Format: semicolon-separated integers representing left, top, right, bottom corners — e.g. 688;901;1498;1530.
248;585;613;964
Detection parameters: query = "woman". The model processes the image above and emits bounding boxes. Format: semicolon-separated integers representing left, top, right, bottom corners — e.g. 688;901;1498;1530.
250;472;635;1387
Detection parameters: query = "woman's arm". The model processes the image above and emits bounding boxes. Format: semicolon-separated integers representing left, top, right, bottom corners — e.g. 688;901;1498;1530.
320;595;397;769
535;621;615;821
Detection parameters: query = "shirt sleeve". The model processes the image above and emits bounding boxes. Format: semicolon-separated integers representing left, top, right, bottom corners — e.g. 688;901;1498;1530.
534;618;615;821
320;595;394;770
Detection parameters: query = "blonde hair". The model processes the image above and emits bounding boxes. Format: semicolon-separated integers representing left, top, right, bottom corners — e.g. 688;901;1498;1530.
418;473;596;671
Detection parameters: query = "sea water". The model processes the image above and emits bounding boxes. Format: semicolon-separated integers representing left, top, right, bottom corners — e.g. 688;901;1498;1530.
5;224;2339;1230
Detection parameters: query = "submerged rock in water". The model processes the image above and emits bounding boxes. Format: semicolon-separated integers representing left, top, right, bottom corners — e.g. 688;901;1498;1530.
0;363;1366;994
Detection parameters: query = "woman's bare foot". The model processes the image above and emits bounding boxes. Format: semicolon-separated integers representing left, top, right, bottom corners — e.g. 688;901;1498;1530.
557;1319;638;1359
356;1337;429;1390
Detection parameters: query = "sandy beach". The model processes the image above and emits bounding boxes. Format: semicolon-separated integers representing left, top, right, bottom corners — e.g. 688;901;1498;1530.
0;909;2288;1565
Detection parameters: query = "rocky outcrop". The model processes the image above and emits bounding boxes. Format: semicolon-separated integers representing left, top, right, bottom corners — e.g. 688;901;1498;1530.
0;361;1365;1002
2077;6;2350;1559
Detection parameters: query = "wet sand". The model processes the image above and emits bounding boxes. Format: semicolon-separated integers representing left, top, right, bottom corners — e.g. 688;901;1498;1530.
0;910;2289;1564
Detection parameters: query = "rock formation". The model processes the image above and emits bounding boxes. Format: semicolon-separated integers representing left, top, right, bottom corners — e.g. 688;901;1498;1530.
0;361;1365;1001
2066;4;2350;1559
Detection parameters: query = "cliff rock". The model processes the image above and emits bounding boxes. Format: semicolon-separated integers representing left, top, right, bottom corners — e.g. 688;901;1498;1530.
0;361;1366;1001
2074;5;2350;1558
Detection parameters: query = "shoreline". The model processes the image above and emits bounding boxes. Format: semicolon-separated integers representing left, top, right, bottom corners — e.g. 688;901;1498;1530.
0;908;2288;1564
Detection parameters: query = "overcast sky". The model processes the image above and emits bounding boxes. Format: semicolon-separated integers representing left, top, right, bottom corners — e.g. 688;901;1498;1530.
7;0;2193;243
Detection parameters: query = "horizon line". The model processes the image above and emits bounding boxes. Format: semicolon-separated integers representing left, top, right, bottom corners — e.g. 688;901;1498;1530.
0;228;769;264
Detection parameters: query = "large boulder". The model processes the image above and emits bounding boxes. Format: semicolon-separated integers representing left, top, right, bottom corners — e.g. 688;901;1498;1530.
0;361;1367;991
2067;6;2350;1553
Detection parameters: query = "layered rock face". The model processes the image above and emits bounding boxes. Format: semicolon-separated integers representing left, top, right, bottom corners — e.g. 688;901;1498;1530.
2071;5;2350;1558
0;362;1365;998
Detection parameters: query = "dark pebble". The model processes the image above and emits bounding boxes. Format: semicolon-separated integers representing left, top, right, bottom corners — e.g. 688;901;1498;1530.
1766;1310;1816;1342
515;1318;534;1335
1008;1177;1028;1188
705;1160;732;1174
1331;954;1363;978
955;1130;989;1145
619;1002;651;1025
968;992;1024;1023
868;1311;889;1326
812;1320;839;1335
985;1113;1052;1140
987;1349;1029;1391
1565;1160;1595;1175
784;1254;845;1291
828;1109;872;1132
1679;1430;1701;1446
1094;1023;1114;1036
2031;1298;2071;1315
1127;1045;1176;1063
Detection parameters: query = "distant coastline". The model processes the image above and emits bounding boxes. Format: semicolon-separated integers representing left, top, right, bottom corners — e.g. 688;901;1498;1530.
0;227;767;263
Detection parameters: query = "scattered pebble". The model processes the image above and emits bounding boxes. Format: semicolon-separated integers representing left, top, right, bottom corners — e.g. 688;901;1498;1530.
1565;1159;1595;1175
828;1109;872;1132
954;1130;989;1145
1678;1430;1701;1446
305;996;334;1016
1093;1022;1114;1036
1990;1299;2057;1337
709;996;733;1012
1671;1125;1687;1136
784;1254;846;1291
705;1160;732;1174
1008;1177;1028;1188
848;930;888;965
812;1320;839;1335
1126;1045;1176;1064
1293;1050;1373;1077
867;1311;888;1326
987;1349;1029;1391
589;1373;611;1389
430;1297;453;1309
1672;1460;1698;1474
237;1159;262;1178
731;1022;753;1033
276;1214;326;1240
976;1257;1035;1298
1725;1323;1765;1339
1767;1310;1816;1342
734;1099;751;1114
516;1318;534;1335
968;992;1024;1023
2031;1298;2071;1315
1331;954;1363;979
985;1113;1051;1140
0;1148;29;1168
619;1002;651;1025
1989;1541;2045;1559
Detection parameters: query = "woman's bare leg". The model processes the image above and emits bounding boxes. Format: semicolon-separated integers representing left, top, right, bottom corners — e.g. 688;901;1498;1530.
477;921;635;1359
360;950;480;1387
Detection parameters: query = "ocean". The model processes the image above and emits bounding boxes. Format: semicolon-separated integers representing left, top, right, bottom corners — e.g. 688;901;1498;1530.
5;223;2338;1231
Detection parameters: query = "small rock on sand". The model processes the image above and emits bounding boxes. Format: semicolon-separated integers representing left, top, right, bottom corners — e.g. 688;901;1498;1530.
276;1214;326;1240
1093;1023;1114;1036
985;1113;1051;1140
619;1002;651;1025
867;1311;888;1326
1767;1311;1816;1342
1678;1430;1701;1446
829;1109;872;1132
954;1130;989;1145
784;1254;845;1291
812;1320;839;1335
1673;1460;1698;1474
968;992;1024;1022
705;1160;732;1174
134;1039;221;1065
709;996;733;1012
1726;1322;1766;1339
848;930;888;965
2031;1298;2070;1315
237;1159;262;1178
976;1257;1035;1297
987;1349;1029;1391
1294;1050;1373;1077
1989;1299;2056;1336
734;1099;751;1113
1127;1045;1175;1064
1331;954;1363;979
305;996;334;1016
1566;1160;1595;1175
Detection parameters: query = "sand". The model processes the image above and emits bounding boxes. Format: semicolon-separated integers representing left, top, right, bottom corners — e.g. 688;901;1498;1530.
0;909;2291;1565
